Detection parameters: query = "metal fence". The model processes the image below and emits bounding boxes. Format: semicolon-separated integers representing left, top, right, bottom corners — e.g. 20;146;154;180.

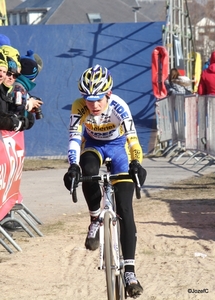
155;94;215;172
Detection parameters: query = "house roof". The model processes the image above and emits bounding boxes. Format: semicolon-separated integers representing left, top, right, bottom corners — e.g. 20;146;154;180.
7;0;166;24
7;0;215;26
5;0;22;11
196;17;215;26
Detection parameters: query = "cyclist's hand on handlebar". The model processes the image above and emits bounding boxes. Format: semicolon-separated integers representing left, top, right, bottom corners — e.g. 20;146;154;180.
63;163;81;191
129;160;147;186
68;164;81;181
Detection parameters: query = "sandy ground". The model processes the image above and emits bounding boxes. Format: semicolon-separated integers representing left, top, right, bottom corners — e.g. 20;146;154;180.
1;155;215;300
1;170;215;300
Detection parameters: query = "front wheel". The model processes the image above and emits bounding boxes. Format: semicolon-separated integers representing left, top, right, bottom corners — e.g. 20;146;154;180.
104;212;115;299
115;272;125;300
115;220;125;300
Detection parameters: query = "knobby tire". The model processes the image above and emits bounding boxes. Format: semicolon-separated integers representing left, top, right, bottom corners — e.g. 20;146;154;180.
115;217;125;300
115;275;125;300
104;212;115;300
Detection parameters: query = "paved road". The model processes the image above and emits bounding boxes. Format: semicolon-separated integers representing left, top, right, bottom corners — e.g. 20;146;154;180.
20;156;215;224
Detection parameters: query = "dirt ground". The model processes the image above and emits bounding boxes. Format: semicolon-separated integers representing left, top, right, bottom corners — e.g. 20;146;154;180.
1;164;215;300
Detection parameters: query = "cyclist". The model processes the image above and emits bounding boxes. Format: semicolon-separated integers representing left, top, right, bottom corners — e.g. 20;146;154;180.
64;64;147;298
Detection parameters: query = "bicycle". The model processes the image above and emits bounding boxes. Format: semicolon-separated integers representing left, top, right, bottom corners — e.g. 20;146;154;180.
70;158;141;300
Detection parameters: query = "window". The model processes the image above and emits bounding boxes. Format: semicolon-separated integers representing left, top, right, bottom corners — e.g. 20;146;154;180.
8;8;49;25
20;13;28;25
87;13;102;24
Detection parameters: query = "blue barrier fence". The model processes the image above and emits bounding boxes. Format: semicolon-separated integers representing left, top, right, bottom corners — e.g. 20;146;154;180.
1;22;164;157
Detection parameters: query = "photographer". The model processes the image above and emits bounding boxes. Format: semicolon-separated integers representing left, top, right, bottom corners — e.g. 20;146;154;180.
12;50;43;122
1;49;44;232
0;48;32;131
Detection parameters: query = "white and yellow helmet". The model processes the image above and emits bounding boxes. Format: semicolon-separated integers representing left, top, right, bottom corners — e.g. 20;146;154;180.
78;64;113;101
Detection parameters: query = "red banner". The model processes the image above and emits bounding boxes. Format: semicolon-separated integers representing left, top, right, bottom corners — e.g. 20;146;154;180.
0;130;25;220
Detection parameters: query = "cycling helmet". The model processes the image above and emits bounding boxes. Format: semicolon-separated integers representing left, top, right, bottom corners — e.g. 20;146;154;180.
78;64;113;101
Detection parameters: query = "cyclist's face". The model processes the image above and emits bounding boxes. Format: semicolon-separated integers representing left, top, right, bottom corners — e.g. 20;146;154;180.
85;95;108;116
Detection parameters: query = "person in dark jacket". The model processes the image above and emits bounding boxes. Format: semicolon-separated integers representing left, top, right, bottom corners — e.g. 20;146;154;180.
198;51;215;95
1;56;20;113
0;49;29;131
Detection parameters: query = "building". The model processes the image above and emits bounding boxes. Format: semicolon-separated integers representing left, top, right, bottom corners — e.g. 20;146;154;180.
6;0;166;25
0;0;8;25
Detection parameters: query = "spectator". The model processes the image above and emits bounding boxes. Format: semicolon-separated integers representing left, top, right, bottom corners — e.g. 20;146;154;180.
0;49;29;131
1;49;43;231
12;50;43;116
1;56;20;112
4;57;19;89
165;68;192;95
198;51;215;95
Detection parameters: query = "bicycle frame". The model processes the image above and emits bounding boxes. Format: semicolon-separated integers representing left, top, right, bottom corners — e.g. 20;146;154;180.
98;175;121;274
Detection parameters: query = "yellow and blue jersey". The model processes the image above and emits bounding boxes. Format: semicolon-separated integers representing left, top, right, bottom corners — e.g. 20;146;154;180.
68;94;143;167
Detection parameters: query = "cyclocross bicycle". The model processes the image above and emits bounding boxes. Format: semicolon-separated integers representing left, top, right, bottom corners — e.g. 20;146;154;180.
70;159;141;300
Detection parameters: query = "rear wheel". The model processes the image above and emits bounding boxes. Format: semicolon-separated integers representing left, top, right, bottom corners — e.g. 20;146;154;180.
104;212;115;300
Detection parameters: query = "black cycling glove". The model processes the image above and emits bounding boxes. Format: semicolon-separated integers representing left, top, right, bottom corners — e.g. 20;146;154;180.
63;163;81;191
129;160;147;186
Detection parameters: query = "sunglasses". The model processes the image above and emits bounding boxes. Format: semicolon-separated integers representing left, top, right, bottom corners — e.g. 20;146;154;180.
6;71;20;79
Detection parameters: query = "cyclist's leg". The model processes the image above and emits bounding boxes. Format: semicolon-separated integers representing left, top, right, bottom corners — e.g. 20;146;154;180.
107;141;136;266
80;150;102;212
109;140;143;297
114;182;143;297
80;149;103;250
104;141;136;264
114;182;136;261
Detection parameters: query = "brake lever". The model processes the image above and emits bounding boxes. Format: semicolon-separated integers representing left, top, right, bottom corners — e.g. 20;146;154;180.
70;177;78;203
70;177;75;194
134;173;141;188
134;173;141;199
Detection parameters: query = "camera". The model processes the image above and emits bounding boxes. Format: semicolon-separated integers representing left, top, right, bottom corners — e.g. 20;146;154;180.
35;106;44;120
30;95;44;120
